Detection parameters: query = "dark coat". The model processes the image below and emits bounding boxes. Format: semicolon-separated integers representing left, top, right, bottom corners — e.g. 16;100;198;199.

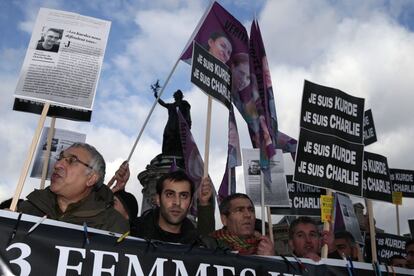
18;185;129;234
130;208;199;244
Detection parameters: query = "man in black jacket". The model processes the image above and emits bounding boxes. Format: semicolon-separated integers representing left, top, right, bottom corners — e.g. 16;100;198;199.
131;170;214;244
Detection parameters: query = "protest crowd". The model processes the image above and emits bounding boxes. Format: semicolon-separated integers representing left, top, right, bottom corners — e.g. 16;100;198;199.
2;141;414;272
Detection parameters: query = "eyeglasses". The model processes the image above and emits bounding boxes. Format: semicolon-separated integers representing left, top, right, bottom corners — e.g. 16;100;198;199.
55;151;93;170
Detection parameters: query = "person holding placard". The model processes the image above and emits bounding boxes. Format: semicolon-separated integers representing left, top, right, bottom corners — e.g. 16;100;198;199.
18;143;129;233
130;171;214;244
288;216;335;262
209;193;275;256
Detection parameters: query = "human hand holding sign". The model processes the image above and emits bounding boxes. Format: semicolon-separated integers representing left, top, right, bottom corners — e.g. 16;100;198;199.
198;176;213;206
107;161;130;193
254;231;275;256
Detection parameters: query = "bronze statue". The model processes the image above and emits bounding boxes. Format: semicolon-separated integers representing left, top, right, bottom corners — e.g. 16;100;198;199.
154;86;191;156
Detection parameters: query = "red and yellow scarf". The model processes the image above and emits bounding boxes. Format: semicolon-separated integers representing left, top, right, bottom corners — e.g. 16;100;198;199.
210;228;259;255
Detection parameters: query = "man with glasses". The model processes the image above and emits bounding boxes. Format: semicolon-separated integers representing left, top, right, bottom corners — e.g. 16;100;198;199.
209;193;275;256
18;143;129;233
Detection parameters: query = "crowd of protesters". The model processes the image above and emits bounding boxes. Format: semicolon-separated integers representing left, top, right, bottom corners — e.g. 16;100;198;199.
1;142;413;271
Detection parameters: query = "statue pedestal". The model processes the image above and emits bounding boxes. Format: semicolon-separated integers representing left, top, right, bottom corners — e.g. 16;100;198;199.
138;154;184;214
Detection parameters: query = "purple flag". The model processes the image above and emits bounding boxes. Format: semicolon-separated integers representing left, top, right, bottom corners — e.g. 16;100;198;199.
249;19;277;167
180;1;263;156
179;1;261;146
218;107;241;202
218;160;236;205
177;109;216;215
180;1;248;65
276;131;298;160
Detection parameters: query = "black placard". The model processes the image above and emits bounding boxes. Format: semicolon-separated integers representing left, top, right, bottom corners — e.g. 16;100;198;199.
13;97;92;121
363;109;377;146
300;80;365;144
191;42;231;109
389;168;414;198
295;80;365;196
376;233;409;263
362;151;392;203
271;175;325;216
294;128;364;196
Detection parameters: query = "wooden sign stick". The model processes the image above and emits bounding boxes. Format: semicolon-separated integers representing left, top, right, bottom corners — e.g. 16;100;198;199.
10;102;50;211
203;96;212;177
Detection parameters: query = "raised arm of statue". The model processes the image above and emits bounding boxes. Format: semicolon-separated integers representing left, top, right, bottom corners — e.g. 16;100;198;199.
154;91;168;108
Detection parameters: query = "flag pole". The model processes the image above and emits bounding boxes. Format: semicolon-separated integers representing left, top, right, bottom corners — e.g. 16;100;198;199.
396;204;400;235
40;117;56;189
127;57;180;161
365;198;378;263
267;206;274;242
10;102;50;211
127;1;216;162
203;96;213;177
227;166;231;196
179;1;215;58
260;171;265;236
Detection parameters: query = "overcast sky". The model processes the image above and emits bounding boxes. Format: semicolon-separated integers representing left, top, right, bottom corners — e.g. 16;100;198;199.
1;0;414;235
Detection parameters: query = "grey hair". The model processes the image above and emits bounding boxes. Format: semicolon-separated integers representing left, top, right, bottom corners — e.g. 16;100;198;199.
67;142;106;188
219;193;254;216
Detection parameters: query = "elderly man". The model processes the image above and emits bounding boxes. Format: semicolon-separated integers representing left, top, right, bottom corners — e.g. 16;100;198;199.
36;28;61;52
131;170;214;244
209;193;274;256
18;143;129;233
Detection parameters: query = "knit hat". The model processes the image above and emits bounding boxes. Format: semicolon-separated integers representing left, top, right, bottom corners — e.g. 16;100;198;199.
114;190;139;219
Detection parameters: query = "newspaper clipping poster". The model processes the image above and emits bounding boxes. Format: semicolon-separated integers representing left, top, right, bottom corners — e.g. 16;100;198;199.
334;193;364;245
242;149;290;206
14;8;111;121
30;127;86;180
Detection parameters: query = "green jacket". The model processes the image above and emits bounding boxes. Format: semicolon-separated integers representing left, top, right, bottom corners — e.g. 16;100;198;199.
18;185;129;234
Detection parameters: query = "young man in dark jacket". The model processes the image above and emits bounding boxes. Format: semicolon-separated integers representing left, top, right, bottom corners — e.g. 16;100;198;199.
131;170;214;244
